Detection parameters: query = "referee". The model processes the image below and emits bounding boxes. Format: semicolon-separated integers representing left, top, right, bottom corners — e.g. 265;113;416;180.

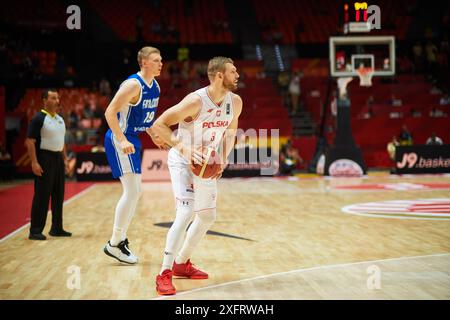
25;89;72;240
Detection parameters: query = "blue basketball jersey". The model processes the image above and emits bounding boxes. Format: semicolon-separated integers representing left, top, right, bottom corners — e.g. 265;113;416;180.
118;72;160;137
104;72;160;178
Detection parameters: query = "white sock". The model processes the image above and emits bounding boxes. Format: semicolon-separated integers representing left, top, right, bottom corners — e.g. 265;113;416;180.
110;173;142;246
110;227;124;247
160;199;194;274
120;190;140;242
176;209;216;264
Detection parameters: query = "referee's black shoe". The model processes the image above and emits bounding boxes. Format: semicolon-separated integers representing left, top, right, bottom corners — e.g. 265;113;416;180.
49;229;72;237
29;233;47;240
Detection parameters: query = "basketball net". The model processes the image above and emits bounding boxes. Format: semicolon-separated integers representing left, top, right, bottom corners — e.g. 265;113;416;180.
357;67;374;87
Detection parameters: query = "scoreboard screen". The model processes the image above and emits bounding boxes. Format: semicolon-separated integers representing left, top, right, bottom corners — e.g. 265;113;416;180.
340;1;381;34
342;1;370;24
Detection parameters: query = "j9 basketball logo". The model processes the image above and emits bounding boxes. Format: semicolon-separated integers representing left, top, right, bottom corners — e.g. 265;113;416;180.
397;153;418;169
77;161;94;174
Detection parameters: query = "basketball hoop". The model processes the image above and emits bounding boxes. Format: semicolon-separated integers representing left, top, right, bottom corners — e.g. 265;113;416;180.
357;67;374;87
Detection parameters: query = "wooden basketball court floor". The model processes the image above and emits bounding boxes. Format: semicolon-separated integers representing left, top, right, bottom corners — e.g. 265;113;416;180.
1;174;449;300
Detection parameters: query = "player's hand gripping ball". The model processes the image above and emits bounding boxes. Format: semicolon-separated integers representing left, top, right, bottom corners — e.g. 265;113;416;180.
191;147;222;179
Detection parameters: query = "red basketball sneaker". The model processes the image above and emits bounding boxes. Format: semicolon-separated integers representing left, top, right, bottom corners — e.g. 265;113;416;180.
173;259;208;279
156;269;176;295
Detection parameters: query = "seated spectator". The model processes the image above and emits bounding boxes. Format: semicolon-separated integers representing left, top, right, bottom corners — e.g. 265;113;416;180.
279;140;303;176
399;125;413;145
439;93;450;105
178;46;190;63
426;132;444;145
83;103;94;121
67;108;79;129
387;136;400;161
99;77;111;97
429;107;447;117
387;94;402;107
389;111;403;119
362;106;375;119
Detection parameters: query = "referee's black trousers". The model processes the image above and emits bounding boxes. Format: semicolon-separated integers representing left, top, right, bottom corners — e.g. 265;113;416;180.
30;150;65;234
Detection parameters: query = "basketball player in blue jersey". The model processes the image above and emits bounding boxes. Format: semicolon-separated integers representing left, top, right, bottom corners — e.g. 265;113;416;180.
103;47;166;264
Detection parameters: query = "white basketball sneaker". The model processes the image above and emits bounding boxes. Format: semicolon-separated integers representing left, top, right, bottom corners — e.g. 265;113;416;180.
103;238;138;264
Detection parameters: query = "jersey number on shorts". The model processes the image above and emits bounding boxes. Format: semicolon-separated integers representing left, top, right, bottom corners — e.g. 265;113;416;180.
210;131;216;142
143;111;155;124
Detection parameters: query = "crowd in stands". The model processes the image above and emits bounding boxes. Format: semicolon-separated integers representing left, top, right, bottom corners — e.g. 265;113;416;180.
387;126;444;165
2;0;450;176
2;36;75;80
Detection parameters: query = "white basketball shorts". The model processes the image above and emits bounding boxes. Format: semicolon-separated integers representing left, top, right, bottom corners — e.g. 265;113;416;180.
167;148;217;212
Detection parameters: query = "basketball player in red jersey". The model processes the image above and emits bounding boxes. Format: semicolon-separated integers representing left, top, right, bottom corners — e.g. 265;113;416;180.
150;57;242;295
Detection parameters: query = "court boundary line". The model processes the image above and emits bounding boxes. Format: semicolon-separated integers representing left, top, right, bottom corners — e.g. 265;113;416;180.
153;252;450;300
331;187;450;193
0;184;97;243
342;198;450;220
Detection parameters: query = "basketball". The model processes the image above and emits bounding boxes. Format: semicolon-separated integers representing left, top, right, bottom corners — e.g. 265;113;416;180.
191;147;222;179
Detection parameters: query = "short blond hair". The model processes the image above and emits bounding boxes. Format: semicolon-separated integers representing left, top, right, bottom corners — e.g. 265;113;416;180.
207;56;234;81
137;46;160;67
